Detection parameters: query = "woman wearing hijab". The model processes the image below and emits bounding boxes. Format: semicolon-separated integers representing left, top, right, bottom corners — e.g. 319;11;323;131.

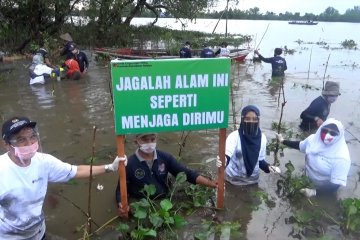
217;105;280;185
276;118;351;197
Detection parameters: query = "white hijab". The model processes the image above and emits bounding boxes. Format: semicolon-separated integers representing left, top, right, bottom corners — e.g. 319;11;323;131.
304;118;350;161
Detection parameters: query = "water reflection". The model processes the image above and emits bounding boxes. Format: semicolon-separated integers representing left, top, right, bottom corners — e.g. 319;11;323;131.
30;84;55;109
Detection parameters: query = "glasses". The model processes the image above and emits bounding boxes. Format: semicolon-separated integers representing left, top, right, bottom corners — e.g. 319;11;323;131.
321;128;339;137
9;132;39;145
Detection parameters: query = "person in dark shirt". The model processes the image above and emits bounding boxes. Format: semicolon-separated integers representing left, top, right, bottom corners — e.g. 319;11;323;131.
300;81;341;131
115;133;217;217
255;48;287;77
179;41;192;58
71;46;89;73
200;44;215;58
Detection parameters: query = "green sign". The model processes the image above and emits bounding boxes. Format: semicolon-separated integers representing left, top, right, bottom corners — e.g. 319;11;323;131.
111;58;230;135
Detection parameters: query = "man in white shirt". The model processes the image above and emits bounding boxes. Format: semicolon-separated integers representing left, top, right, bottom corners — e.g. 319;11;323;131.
0;116;125;239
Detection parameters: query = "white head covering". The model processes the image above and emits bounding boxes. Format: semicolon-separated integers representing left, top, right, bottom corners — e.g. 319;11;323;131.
305;118;350;160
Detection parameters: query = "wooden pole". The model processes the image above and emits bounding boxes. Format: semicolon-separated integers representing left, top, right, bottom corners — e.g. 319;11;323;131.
217;128;226;209
116;135;128;218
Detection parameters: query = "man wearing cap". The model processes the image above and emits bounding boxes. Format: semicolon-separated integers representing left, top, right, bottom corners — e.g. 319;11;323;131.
179;41;192;58
0;116;125;239
254;48;287;77
300;81;341;131
115;133;217;217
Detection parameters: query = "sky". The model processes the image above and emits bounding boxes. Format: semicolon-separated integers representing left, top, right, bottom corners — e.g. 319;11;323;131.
212;0;359;15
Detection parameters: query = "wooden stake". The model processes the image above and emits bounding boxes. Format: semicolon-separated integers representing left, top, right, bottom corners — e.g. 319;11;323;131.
217;128;226;209
116;135;128;218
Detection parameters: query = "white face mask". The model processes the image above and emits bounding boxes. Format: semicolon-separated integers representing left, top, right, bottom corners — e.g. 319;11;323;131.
139;142;156;153
326;96;338;103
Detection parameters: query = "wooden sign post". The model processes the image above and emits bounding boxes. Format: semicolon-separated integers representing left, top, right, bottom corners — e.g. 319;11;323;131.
116;135;128;218
217;128;226;209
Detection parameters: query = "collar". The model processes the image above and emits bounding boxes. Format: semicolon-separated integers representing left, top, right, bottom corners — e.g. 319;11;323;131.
135;149;158;162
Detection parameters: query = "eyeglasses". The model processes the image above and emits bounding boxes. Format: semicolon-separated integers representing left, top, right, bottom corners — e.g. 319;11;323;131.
321;128;339;137
9;132;39;145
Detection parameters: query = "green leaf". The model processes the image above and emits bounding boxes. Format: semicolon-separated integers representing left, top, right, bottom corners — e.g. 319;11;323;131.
348;205;357;216
134;208;147;219
175;172;187;184
115;223;130;232
150;213;164;228
174;214;187;228
160;199;173;211
144;184;156;197
138;198;151;208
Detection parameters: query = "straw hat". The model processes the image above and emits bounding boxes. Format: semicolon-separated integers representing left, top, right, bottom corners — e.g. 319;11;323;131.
59;33;73;42
322;81;341;96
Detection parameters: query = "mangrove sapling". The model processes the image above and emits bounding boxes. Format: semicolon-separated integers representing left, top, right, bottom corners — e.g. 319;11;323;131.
276;161;313;199
307;47;313;80
178;131;191;158
84;125;97;237
341;198;360;233
322;54;331;90
273;76;287;165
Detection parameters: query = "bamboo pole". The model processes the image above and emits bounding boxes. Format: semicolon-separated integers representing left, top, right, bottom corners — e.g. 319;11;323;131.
116;135;128;218
307;47;313;80
217;128;226;209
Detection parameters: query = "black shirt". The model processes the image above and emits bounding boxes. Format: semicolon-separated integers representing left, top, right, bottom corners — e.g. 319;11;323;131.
115;149;199;201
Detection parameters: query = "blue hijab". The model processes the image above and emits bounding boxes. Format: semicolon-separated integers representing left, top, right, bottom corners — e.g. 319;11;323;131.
238;105;262;177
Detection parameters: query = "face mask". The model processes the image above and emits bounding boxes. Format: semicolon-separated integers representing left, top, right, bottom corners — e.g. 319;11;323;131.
326;96;338;103
320;132;335;145
243;122;259;136
139;142;156;153
12;141;39;164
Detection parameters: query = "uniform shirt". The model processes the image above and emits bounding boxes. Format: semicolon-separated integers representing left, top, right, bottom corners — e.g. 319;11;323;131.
29;64;53;85
300;96;330;131
258;55;287;77
74;51;89;72
299;137;351;188
215;47;230;57
225;130;267;185
200;47;215;58
0;152;77;239
116;149;199;200
179;46;192;58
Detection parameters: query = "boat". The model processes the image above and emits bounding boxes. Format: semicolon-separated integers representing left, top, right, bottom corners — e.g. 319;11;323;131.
229;49;250;62
93;47;178;60
288;20;318;25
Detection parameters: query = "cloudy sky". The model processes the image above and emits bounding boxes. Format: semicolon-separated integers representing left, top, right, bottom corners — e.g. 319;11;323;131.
213;0;359;15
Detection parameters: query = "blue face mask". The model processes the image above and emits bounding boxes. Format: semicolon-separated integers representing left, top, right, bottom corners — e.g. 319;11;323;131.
326;96;338;103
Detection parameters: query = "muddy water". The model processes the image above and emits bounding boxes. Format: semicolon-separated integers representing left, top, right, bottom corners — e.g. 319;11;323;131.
1;37;360;240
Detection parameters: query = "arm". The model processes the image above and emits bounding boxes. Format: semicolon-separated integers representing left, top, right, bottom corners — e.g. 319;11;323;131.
257;55;273;63
215;48;221;56
282;140;300;150
75;156;125;178
195;175;217;188
259;160;270;173
75;165;107;178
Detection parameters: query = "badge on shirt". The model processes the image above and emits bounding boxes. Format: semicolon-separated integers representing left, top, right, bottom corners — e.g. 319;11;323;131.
158;163;166;174
135;168;145;179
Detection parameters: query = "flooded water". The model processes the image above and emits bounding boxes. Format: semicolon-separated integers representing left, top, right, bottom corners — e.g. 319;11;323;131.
1;19;360;239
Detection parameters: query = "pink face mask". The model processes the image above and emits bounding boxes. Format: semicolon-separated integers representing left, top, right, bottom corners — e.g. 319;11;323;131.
12;141;39;163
